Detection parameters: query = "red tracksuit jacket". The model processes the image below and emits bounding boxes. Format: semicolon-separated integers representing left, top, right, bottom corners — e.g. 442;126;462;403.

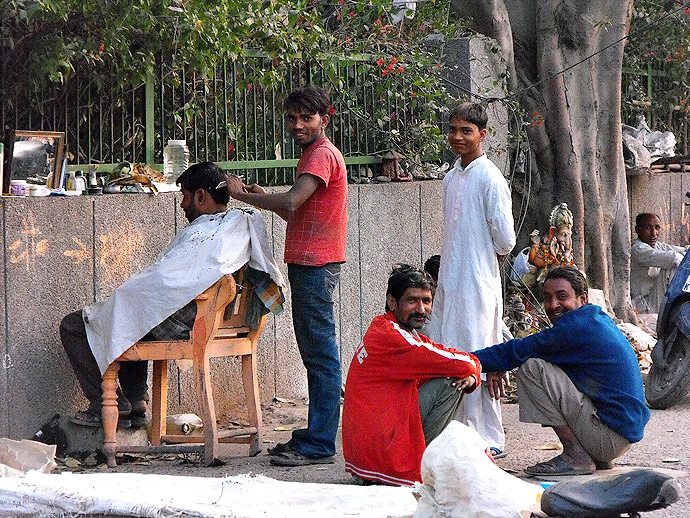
342;312;481;486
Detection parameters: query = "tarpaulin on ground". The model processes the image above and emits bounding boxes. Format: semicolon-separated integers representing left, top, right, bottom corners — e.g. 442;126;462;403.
0;472;417;517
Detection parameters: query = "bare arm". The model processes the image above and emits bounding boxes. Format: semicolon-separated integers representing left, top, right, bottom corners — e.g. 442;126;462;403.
226;173;321;222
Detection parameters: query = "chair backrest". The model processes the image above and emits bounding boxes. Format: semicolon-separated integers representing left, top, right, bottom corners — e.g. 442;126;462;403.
218;267;254;336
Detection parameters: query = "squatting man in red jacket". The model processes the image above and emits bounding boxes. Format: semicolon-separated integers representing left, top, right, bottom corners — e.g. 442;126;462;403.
342;264;482;486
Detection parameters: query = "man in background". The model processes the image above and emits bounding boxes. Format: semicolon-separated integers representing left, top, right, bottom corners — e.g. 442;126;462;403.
631;212;687;317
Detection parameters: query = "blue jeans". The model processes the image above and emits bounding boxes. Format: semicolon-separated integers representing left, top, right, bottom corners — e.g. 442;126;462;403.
288;263;342;458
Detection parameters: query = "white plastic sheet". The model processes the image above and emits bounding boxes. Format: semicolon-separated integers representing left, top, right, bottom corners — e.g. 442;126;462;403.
0;472;416;517
0;439;56;478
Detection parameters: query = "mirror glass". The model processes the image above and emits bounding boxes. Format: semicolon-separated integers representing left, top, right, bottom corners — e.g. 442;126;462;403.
2;130;66;193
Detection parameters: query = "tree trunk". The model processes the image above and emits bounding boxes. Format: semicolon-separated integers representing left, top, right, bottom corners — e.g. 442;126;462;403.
451;0;635;319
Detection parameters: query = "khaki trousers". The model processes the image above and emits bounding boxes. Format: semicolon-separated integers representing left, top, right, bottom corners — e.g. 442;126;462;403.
517;358;630;463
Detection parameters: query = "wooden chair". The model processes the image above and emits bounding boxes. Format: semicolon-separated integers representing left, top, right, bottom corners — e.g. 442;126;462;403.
100;268;266;467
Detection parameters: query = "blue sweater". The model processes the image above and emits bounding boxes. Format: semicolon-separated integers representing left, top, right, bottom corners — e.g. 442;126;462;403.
474;304;650;443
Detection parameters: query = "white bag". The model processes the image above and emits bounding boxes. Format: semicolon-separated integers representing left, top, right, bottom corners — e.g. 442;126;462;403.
414;421;542;518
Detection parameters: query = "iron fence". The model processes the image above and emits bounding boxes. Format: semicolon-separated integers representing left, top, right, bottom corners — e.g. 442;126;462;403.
2;53;439;185
622;61;690;155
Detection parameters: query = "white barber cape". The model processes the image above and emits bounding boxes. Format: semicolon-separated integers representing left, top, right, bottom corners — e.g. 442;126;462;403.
425;155;515;450
84;207;285;374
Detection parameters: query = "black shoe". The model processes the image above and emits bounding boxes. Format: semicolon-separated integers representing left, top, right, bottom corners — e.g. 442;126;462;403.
129;414;148;429
268;439;294;456
269;451;335;466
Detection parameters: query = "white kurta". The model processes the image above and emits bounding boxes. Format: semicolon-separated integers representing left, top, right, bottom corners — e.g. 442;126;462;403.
630;238;687;314
426;155;515;450
84;207;285;374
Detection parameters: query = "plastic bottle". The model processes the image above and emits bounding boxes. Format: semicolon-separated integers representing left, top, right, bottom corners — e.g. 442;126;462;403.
163;139;190;181
66;171;76;191
74;171;86;193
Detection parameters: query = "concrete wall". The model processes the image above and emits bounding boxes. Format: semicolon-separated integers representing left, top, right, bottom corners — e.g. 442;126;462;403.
0;181;445;439
3;173;688;440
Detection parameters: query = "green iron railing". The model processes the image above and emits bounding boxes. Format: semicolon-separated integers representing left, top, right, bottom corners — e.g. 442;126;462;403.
622;61;690;155
2;53;439;185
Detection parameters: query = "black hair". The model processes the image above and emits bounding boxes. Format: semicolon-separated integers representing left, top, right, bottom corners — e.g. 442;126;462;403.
635;212;660;227
385;263;435;311
176;162;230;205
449;102;488;130
284;85;331;117
544;266;589;297
423;254;441;283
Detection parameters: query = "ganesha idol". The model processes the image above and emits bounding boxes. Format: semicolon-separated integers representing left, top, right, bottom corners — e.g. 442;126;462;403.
511;203;576;295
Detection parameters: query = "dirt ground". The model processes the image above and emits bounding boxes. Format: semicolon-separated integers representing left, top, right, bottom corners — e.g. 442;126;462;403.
57;392;690;517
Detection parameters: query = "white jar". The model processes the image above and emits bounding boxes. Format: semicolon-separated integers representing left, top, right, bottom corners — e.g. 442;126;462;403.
163;139;190;181
27;184;45;197
9;180;27;196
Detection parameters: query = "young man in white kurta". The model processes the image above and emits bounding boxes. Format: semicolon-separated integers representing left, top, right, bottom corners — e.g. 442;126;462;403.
426;102;515;453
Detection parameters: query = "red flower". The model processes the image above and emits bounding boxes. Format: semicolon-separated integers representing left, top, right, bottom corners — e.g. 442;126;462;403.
398;66;404;73
376;58;384;66
99;44;105;52
382;69;388;76
228;142;236;154
388;63;395;70
328;105;337;115
390;57;398;64
348;11;355;17
411;92;417;98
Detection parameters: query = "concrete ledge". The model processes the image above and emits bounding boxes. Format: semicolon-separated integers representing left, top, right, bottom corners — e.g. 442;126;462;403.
0;183;446;440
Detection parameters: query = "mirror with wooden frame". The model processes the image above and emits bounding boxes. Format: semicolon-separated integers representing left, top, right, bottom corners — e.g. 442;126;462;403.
2;130;66;193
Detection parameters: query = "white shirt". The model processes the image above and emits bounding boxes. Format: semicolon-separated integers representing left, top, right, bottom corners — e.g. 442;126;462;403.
630;238;687;313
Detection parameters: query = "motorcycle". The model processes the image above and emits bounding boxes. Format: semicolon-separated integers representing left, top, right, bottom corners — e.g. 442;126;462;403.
644;192;690;409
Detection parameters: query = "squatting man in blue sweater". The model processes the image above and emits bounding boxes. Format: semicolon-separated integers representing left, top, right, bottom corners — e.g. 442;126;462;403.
474;266;650;476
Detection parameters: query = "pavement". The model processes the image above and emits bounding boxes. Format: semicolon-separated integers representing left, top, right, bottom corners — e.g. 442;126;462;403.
52;391;690;517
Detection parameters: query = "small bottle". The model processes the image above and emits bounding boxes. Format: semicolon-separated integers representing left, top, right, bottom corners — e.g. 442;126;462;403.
66;171;76;191
74;171;86;193
163;139;190;182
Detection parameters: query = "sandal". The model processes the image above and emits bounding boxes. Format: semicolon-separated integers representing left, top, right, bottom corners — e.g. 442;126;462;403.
70;410;131;429
524;455;593;476
489;447;508;460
